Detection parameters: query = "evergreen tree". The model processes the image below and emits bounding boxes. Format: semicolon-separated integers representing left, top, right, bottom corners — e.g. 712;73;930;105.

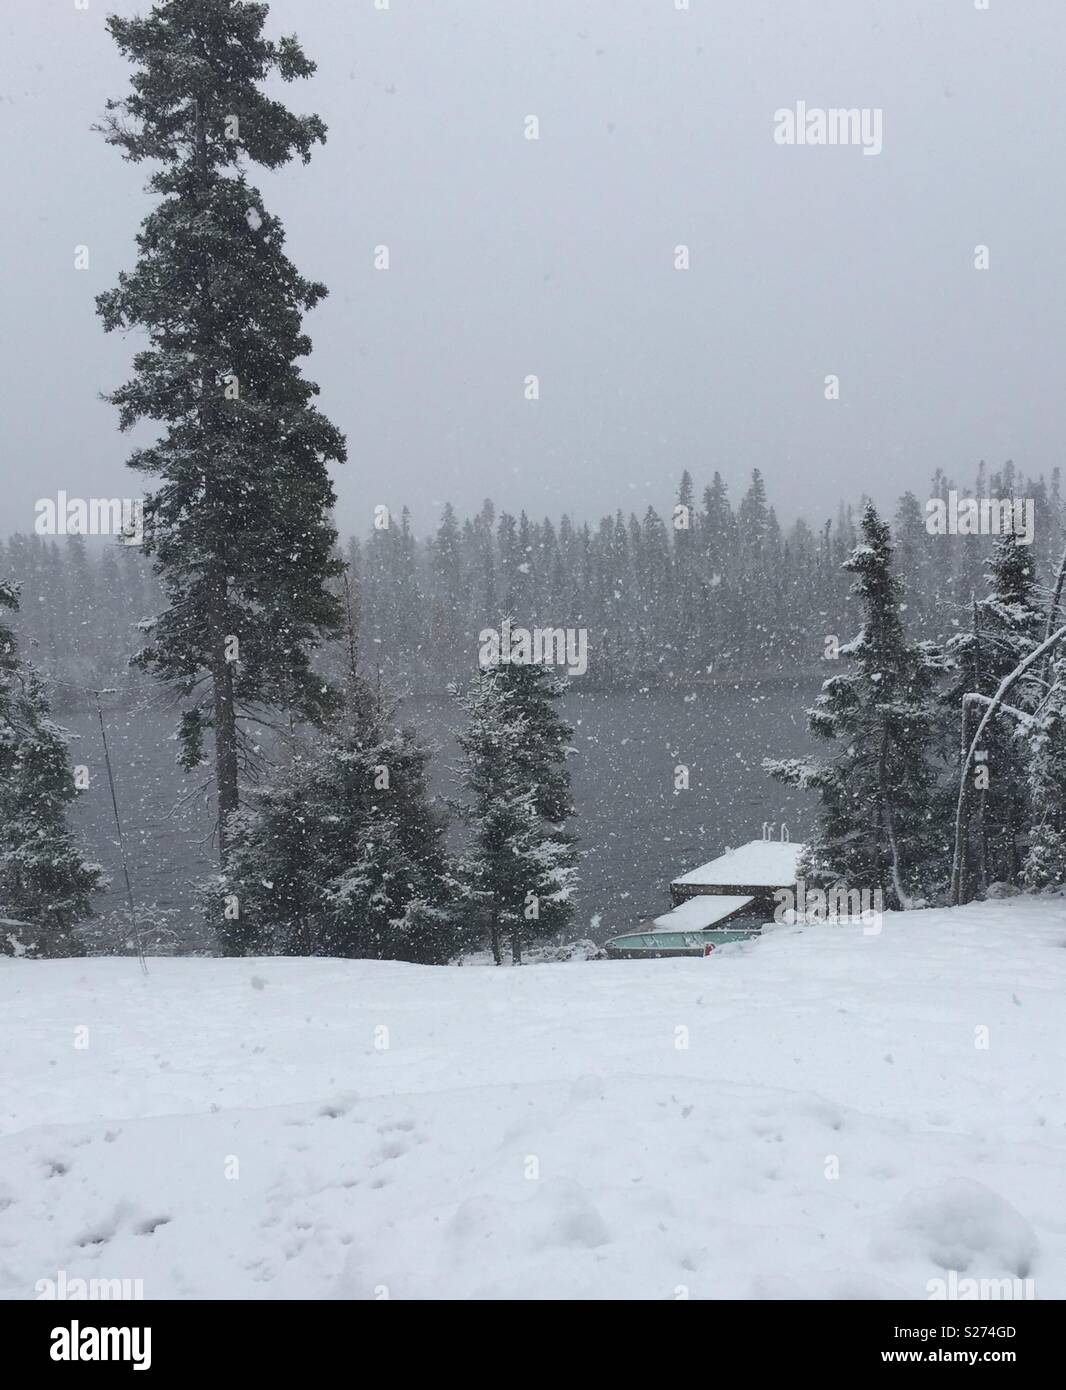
738;468;772;568
453;656;578;964
701;472;734;570
944;533;1045;890
431;503;465;643
0;581;102;957
1023;656;1066;889
765;504;946;907
515;511;536;616
97;0;346;863
893;490;938;637
473;499;497;617
637;507;672;673
217;667;455;962
673;470;702;667
497;512;521;617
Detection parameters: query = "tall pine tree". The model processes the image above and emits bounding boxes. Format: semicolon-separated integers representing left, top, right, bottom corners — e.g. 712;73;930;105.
765;504;946;908
97;0;346;862
944;532;1045;891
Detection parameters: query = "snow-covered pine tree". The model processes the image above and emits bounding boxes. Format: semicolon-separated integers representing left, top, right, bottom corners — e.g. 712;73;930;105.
893;490;940;639
1023;654;1066;889
637;508;673;676
673;470;702;672
955;536;1066;896
217;692;455;960
943;532;1046;893
97;0;346;864
0;581;102;957
764;503;946;908
216;582;455;960
453;657;578;964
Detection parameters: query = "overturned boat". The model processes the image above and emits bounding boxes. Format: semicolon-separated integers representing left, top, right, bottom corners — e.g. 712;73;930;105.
605;837;805;959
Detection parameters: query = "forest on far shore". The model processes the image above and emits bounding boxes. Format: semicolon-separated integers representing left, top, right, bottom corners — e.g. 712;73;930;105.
6;459;1063;706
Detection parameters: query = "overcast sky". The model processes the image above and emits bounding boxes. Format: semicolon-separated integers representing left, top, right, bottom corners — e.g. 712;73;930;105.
2;0;1064;540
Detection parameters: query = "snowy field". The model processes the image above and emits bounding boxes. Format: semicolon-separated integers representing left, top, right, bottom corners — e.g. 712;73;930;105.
2;896;1065;1301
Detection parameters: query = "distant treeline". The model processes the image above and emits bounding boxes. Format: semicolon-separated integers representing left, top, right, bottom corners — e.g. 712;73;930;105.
5;460;1063;702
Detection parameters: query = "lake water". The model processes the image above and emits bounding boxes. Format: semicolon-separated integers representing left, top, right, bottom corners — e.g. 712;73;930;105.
67;680;821;950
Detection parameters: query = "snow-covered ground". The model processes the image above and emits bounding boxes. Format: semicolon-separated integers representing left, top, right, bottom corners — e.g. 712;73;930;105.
2;896;1065;1300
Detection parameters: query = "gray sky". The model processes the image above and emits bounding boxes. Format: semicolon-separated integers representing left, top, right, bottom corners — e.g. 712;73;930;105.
2;0;1064;540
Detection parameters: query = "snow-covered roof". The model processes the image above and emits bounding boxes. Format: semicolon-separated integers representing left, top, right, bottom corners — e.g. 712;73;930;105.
671;840;805;889
652;896;754;931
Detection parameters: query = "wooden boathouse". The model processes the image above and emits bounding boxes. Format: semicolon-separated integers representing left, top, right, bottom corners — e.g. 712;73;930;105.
605;835;805;959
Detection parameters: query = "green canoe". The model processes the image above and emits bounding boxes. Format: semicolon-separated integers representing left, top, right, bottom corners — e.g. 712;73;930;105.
604;923;762;959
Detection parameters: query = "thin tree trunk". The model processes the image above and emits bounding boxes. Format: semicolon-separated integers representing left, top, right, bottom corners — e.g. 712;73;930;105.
976;762;988;890
489;899;502;966
1043;540;1066;672
970;596;988;895
1009;786;1021;881
342;570;360;683
956;692;973;904
878;727;909;910
209;609;240;861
